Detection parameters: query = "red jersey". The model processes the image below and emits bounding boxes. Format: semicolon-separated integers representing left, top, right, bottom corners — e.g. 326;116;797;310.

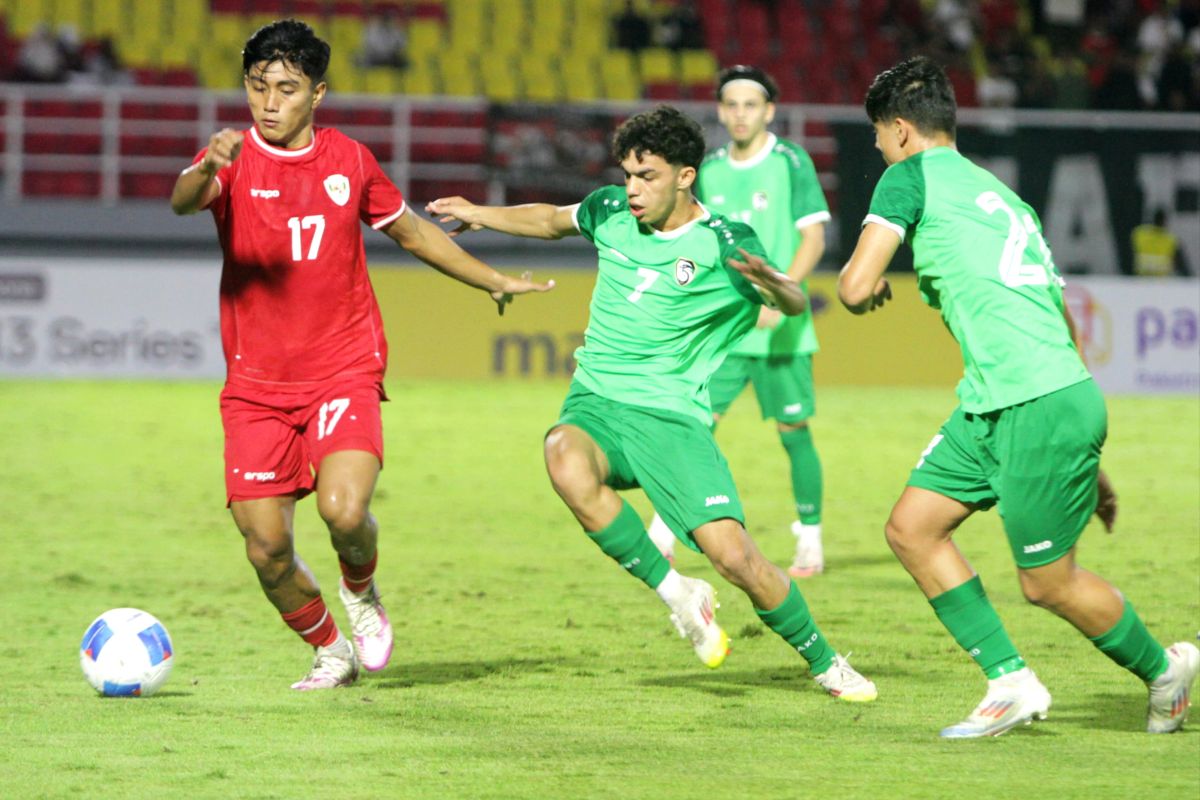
195;126;406;388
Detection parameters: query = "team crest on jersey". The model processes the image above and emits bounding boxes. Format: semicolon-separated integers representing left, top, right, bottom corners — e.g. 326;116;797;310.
675;258;697;286
752;191;769;211
324;174;350;206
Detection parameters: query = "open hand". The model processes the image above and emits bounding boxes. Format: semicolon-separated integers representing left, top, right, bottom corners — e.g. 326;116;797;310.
426;196;485;237
491;270;556;316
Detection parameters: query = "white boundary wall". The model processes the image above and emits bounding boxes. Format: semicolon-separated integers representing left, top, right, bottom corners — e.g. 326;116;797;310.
0;258;1196;394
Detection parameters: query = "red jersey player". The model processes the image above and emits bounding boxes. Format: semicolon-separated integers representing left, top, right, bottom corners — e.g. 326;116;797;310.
170;20;553;690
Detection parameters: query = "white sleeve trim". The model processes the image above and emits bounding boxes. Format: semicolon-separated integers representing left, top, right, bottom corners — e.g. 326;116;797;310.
863;213;906;243
750;271;789;308
794;210;831;229
569;203;583;232
371;201;408;230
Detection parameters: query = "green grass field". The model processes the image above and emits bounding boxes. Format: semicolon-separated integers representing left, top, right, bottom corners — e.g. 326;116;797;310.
1;380;1196;799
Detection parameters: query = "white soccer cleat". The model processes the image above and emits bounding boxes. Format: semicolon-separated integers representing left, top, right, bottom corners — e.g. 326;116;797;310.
1147;641;1200;734
338;579;394;672
646;513;677;565
290;635;359;691
939;667;1051;738
667;576;729;668
814;653;878;702
788;521;824;578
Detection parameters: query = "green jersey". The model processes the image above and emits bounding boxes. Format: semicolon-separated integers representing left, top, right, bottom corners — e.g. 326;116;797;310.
866;147;1090;413
697;133;829;357
572;184;771;425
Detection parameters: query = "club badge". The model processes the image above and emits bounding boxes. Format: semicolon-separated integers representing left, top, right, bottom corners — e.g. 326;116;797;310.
324;174;350;206
675;258;696;286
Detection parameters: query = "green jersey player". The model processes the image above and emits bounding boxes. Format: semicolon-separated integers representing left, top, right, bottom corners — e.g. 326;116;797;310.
646;66;831;578
839;56;1197;737
428;106;876;702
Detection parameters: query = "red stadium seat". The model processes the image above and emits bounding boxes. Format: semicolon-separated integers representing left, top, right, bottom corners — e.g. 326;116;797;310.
408;179;488;204
120;173;179;199
23;171;101;197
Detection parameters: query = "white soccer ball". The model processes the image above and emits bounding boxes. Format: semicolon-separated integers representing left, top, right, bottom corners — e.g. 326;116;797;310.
79;608;174;697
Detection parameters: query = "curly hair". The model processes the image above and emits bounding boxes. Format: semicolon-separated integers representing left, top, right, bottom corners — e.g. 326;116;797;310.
611;106;706;170
865;56;956;138
243;19;331;83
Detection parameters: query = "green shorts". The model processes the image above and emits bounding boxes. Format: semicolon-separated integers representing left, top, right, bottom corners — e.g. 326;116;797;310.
710;354;815;423
554;383;744;552
908;378;1107;568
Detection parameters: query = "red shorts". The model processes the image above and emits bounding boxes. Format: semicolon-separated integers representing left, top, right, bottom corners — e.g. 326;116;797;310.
220;377;385;505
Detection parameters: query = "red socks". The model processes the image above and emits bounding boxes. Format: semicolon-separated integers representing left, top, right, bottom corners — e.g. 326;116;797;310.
281;597;338;647
339;552;377;594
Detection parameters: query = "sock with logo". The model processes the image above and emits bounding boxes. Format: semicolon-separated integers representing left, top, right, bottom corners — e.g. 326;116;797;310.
338;552;377;594
930;575;1026;679
780;426;822;524
280;596;340;648
585;500;671;590
1088;599;1169;682
756;581;836;674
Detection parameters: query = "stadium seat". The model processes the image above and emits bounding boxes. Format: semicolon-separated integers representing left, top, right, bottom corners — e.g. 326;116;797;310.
518;53;563;102
637;48;679;85
480;59;519;102
601;50;641;101
679;49;717;88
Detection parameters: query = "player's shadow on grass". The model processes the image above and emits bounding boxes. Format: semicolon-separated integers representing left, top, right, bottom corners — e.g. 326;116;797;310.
1048;692;1152;733
371;656;568;689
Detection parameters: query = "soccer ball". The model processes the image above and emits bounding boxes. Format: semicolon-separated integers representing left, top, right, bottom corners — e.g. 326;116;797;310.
79;608;174;697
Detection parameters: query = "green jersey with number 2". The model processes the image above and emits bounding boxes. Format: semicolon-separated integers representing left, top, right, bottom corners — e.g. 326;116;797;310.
572;184;772;425
865;147;1089;413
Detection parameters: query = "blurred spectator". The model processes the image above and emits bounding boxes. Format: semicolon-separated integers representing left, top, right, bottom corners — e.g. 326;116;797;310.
1135;2;1184;105
357;8;409;70
68;36;132;87
1020;51;1059;108
1050;49;1091;108
931;0;976;51
1093;47;1144;109
977;60;1019;107
613;0;652;52
655;1;705;50
1131;209;1184;276
13;24;67;83
57;24;85;73
1156;42;1198;109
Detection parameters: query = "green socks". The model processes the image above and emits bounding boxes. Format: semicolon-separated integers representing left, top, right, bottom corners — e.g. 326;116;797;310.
780;426;822;524
586;500;670;590
1089;599;1169;682
756;582;836;674
930;576;1026;679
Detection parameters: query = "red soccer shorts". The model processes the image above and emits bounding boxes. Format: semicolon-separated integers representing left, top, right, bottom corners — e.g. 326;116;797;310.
220;377;385;505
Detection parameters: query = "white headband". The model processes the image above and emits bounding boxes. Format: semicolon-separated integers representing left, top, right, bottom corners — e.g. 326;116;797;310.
721;78;771;99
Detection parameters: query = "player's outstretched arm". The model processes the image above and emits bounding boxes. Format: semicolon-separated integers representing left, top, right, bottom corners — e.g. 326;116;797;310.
425;196;580;240
384;208;555;315
839;222;899;314
170;129;243;215
727;248;808;316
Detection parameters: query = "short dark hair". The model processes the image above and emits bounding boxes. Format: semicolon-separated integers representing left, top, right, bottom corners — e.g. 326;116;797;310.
611;105;705;170
242;19;330;84
865;56;956;138
716;64;779;102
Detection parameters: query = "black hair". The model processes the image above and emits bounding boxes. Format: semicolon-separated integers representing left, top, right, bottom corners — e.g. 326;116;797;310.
611;105;705;170
242;19;330;84
864;56;956;138
716;64;779;102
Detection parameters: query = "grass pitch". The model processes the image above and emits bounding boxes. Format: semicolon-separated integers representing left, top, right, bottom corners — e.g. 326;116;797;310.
0;380;1196;799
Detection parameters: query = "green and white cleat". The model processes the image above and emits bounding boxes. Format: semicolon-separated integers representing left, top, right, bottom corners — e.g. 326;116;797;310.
940;667;1051;738
814;653;878;702
1147;642;1200;734
667;576;729;669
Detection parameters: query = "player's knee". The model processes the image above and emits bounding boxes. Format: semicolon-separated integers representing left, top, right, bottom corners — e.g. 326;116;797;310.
243;533;294;585
1018;572;1066;609
700;524;755;582
317;491;370;537
884;512;914;554
544;431;596;495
